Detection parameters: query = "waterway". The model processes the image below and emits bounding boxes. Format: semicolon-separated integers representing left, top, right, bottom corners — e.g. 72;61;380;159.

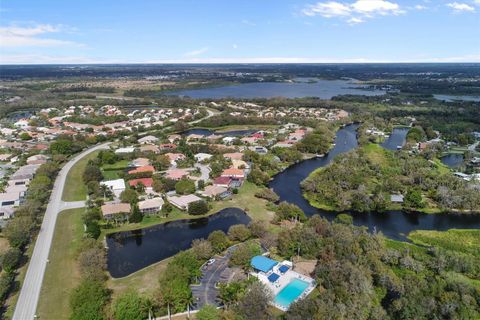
381;127;409;150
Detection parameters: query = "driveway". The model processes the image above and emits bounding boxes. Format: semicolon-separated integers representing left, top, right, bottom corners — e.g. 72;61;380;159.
190;247;236;309
13;142;110;320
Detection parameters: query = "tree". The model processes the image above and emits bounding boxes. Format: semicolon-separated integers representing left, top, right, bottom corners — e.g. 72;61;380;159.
196;304;220;320
120;189;138;205
227;224;251;242
3;215;34;248
197;179;205;190
83;163;103;184
254;188;279;202
129;205;143;223
175;178;196;195
248;220;267;238
404;188;425;209
19;132;32;140
78;241;106;281
113;290;152;320
188;200;208;215
208;230;230;253
191;239;213;260
153;154;171;171
234;282;272;320
50;139;74;155
334;213;353;225
70;280;110;320
275;201;306;223
247;169;270;186
230;242;262;270
1;248;22;273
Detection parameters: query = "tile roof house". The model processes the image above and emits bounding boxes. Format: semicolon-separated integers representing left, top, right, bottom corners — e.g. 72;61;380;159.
26;154;49;165
165;153;186;165
165;168;189;180
128;166;155;175
223;152;244;161
167;194;202;210
131;158;151;167
140;144;160;154
138;197;164;214
128;178;153;189
101;203;131;220
138;135;159;144
200;185;230;199
221;168;245;179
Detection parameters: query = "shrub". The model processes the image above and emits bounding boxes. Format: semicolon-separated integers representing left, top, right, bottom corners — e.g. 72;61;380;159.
254;188;279;202
208;230;230;253
175;178;196;195
1;248;22;273
70;280;110;320
188;200;209;215
227;224;251;242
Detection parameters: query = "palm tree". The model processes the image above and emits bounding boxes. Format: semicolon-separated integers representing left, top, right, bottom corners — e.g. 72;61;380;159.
185;292;195;319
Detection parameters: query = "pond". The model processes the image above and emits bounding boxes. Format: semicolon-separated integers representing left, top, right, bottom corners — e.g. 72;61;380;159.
441;154;464;168
269;124;480;241
106;208;251;278
166;79;385;99
381;127;410;151
433;94;480;102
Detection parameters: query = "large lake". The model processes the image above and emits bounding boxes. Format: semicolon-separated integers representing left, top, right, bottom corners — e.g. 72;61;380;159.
434;94;480;102
166;79;385;99
106;208;250;278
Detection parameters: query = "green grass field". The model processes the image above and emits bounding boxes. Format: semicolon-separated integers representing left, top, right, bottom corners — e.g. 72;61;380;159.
408;229;480;257
62;151;100;201
37;208;85;320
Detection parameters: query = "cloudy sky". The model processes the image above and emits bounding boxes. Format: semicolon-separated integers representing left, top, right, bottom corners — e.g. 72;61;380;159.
0;0;479;64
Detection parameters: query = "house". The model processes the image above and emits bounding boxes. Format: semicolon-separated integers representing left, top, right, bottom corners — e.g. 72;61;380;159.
138;135;159;144
0;154;13;161
130;158;151;167
128;178;153;189
223;152;244;161
231;159;250;170
201;185;230;199
115;147;136;154
165;168;189;180
138;197;164;214
186;133;204;141
26;154;49;165
167;194;203;210
0;192;23;208
101;203;131;220
165;153;186;165
128;166;155;175
159;143;177;151
100;179;126;198
140;144;160;154
390;194;404;203
0;207;15;220
222;137;237;145
194;153;213;162
221;168;245;179
249;146;268;154
241;137;258;144
167;134;182;143
213;176;241;189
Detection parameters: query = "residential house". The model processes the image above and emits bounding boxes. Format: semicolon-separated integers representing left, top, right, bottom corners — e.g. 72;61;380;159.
26;154;49;165
167;194;203;210
165;153;186;166
138;135;159;144
101;203;131;220
128;178;153;190
115;147;136;154
221;168;245;179
194;153;213;162
138;197;164;214
201;185;230;199
165;168;189;180
223;152;244;161
130;158;151;167
100;179;126;198
128;166;155;175
140;144;160;154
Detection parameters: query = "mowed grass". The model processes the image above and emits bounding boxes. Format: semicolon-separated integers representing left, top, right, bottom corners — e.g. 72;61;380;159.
408;229;480;257
62;151;100;201
37;208;85;320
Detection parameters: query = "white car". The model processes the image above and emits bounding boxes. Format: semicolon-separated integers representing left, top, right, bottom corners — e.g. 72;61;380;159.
207;258;216;266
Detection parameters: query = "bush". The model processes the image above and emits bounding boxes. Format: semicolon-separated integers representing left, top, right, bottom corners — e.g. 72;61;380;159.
120;189;138;205
129;205;143;223
188;200;209;215
248;220;267;238
208;230;230;253
112;290;151;320
254;188;279;202
334;213;353;225
70;280;110;320
230;242;262;270
191;239;213;260
1;248;22;273
175;178;196;195
0;273;14;304
227;224;251;242
196;304;221;320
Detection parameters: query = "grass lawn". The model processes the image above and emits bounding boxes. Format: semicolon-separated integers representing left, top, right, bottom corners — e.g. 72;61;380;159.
107;256;171;300
102;159;129;170
210;181;275;222
101;169;123;180
408;229;480;257
62;151;101;201
37;208;85;320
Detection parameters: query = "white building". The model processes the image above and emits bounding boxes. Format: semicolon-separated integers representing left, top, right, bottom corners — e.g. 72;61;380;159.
101;179;126;198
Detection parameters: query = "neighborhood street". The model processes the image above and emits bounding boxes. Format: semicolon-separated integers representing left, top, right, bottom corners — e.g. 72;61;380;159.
13;143;110;320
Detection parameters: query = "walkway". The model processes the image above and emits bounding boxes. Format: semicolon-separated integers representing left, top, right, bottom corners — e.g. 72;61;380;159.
13;142;110;320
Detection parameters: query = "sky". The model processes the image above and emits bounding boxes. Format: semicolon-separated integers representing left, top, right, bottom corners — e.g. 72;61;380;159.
0;0;479;64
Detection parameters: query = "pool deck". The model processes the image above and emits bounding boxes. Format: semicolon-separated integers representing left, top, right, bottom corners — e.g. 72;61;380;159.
250;261;316;311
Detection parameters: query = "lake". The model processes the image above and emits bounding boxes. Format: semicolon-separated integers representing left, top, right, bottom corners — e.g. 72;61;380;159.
441;154;464;168
269;124;480;240
381;127;410;150
434;94;480;102
106;208;250;278
166;79;385;99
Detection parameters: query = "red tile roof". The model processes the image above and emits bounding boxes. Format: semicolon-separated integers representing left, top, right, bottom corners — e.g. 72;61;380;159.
128;178;153;188
128;165;155;174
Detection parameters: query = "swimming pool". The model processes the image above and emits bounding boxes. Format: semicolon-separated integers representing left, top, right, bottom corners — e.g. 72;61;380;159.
274;278;310;309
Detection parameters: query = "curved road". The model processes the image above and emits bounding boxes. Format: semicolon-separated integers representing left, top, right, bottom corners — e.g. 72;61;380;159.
13;142;110;320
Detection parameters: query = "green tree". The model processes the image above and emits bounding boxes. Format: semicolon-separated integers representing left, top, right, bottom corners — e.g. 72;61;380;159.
112;290;152;320
129;205;143;223
50;139;74;155
1;248;22;273
19;132;32;140
334;213;353;225
404;188;425;209
227;224;251;242
229;242;262;270
120;189;138;205
175;178;196;195
188;200;208;215
70;280;110;320
83;163;103;184
196;304;220;320
191;239;213;260
208;230;230;253
234;281;272;320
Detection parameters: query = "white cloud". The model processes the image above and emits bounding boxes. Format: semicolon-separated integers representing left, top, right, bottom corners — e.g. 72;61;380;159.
0;23;82;47
446;2;475;12
414;5;428;10
302;0;404;23
241;19;256;26
232;44;238;49
183;47;209;57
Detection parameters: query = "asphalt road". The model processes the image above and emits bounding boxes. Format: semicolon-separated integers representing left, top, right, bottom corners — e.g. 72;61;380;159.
13;142;110;320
